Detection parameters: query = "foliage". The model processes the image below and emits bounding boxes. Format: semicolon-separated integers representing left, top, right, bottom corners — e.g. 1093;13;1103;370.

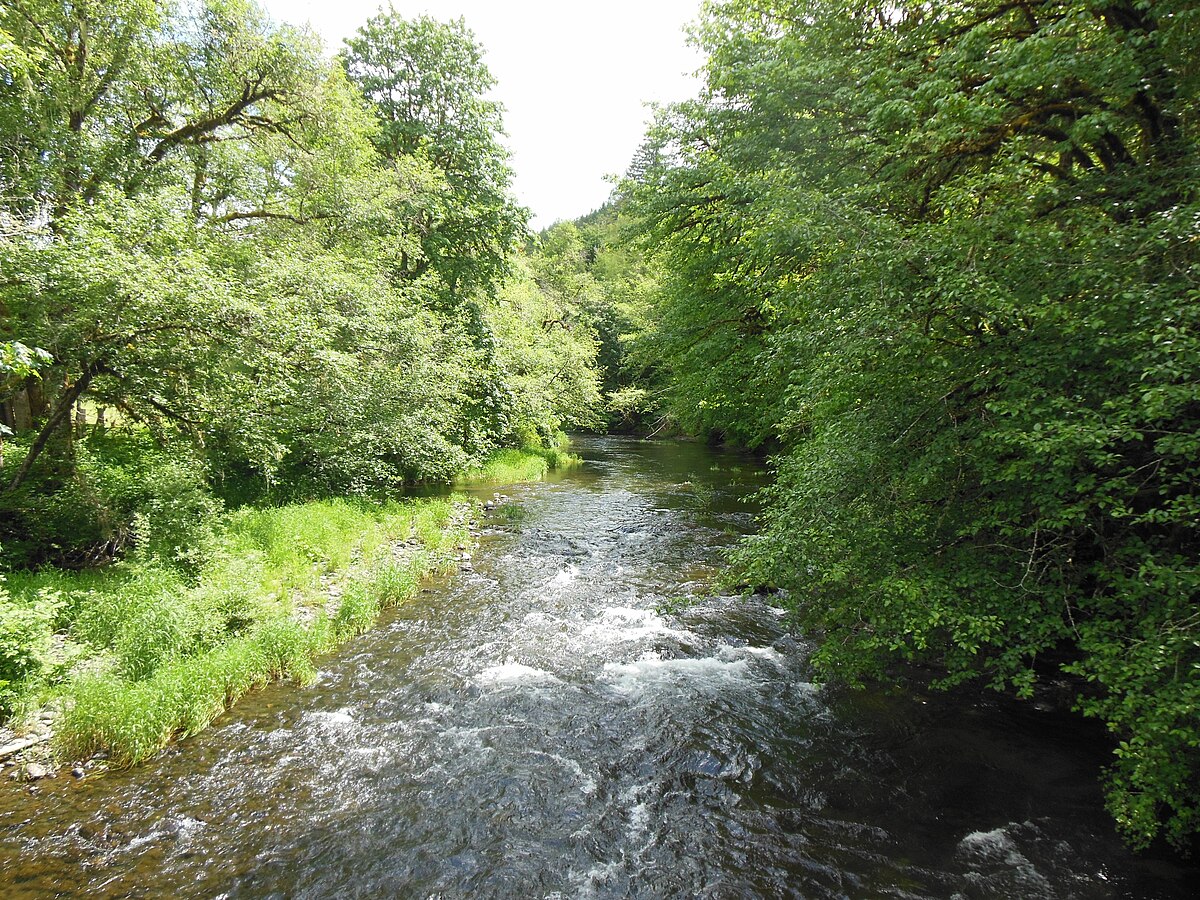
489;256;603;438
0;431;220;569
0;342;52;386
2;493;466;763
0;0;601;567
527;209;666;431
343;11;526;299
626;0;1200;850
0;575;58;716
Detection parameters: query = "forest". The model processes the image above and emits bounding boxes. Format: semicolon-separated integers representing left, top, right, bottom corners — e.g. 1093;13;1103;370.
0;1;599;767
2;0;1199;857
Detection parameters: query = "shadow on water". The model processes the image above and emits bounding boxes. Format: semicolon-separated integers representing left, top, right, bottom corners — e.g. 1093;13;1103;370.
1;436;1196;898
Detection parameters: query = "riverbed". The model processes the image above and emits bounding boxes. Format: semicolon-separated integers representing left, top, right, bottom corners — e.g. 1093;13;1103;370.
0;436;1194;898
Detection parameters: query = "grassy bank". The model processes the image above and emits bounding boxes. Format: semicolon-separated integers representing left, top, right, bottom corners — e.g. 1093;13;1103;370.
456;441;581;485
0;496;467;767
0;441;585;770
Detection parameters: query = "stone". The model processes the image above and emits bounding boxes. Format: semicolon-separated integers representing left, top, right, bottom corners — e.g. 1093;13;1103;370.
25;763;48;781
72;766;86;779
77;822;111;842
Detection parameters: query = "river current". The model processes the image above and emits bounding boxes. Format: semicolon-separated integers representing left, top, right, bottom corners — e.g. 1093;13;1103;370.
0;436;1195;898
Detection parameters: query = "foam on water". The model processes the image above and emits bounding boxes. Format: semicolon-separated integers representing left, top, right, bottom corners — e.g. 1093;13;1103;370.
530;751;598;796
303;708;355;728
600;650;756;696
476;661;561;685
719;643;784;664
582;606;688;645
548;564;580;590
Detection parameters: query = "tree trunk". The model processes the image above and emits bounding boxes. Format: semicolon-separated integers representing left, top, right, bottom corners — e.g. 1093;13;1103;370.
27;379;48;422
4;366;98;493
8;388;33;432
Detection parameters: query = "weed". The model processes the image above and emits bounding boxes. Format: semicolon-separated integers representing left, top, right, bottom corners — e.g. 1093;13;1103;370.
457;444;581;486
11;443;556;766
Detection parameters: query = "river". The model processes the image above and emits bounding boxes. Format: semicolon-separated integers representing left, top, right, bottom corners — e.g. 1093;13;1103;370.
0;436;1195;898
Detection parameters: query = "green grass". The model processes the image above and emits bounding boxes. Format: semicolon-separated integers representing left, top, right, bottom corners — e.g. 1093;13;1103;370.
457;443;581;485
5;496;466;767
2;439;579;767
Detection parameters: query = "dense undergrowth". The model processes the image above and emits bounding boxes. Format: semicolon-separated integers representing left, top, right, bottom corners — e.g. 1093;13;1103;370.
0;444;568;766
618;0;1200;853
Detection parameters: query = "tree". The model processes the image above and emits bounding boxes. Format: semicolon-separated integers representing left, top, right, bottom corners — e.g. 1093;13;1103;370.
626;0;1200;850
0;0;334;224
489;254;603;442
343;9;526;299
528;212;666;431
0;0;374;489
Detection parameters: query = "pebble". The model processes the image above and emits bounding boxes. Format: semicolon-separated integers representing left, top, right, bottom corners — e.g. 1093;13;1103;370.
72;766;86;779
25;763;48;781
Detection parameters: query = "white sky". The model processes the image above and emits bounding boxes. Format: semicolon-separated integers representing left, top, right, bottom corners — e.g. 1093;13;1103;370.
259;0;706;229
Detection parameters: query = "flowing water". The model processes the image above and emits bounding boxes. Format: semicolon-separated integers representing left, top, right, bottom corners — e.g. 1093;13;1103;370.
0;436;1195;898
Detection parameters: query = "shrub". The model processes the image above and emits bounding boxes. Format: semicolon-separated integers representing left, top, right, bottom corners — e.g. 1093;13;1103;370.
0;433;220;570
0;577;59;716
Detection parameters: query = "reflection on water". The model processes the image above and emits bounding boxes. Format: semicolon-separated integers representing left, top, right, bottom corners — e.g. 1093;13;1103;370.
0;436;1195;898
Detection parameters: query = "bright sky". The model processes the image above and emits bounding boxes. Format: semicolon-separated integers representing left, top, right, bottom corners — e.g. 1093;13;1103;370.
259;0;706;229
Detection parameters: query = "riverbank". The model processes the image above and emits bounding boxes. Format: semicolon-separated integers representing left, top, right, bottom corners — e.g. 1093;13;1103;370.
0;446;575;781
3;435;1192;898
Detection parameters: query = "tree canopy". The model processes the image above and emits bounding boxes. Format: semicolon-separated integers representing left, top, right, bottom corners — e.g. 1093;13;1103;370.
343;10;525;299
0;0;601;565
623;0;1200;850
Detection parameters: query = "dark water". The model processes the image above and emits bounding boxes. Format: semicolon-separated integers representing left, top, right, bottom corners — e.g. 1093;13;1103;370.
0;436;1195;898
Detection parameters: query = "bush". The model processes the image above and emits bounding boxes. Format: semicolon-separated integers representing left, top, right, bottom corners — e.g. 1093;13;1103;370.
0;432;220;570
0;577;59;716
